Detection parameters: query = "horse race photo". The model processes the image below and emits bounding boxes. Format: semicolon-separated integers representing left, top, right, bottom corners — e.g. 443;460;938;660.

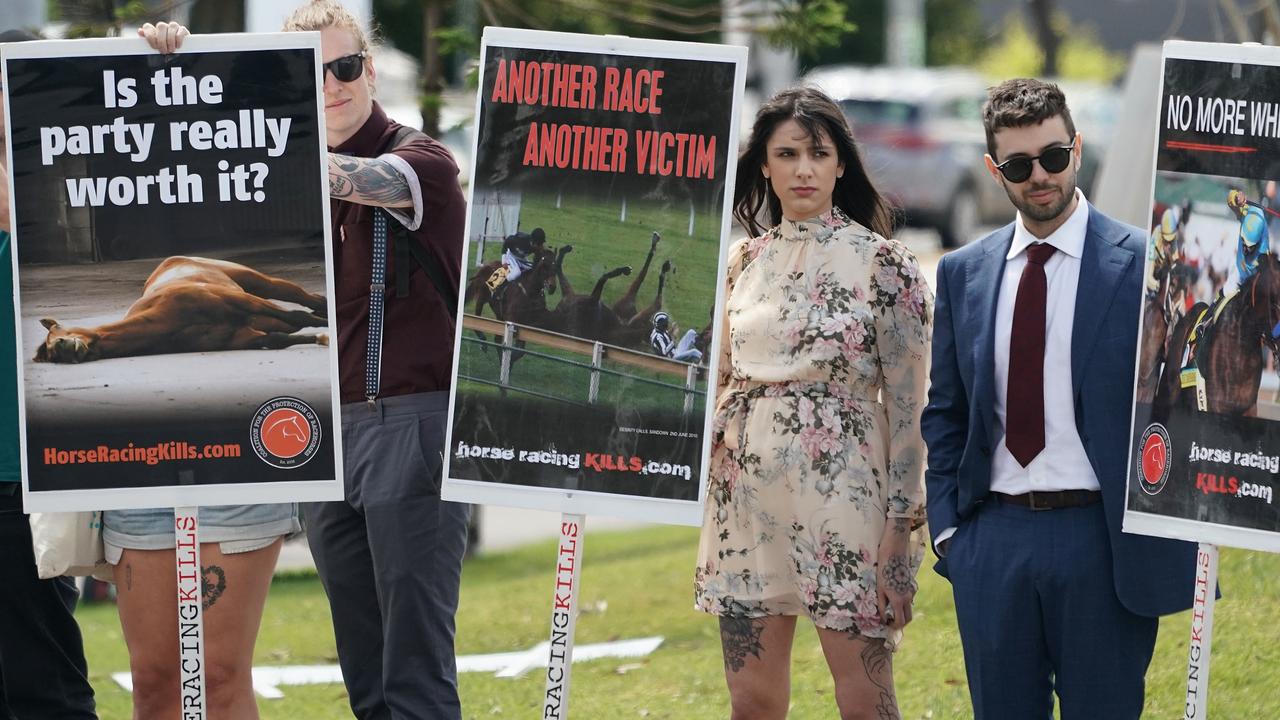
1129;169;1280;532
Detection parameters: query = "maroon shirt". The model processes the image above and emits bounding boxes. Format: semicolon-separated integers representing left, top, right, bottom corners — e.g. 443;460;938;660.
331;103;465;403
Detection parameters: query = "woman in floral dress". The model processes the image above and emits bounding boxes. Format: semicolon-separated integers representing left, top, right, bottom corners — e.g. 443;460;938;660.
695;86;933;719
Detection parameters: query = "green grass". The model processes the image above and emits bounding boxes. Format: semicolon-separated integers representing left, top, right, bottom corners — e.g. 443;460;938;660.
79;526;1280;718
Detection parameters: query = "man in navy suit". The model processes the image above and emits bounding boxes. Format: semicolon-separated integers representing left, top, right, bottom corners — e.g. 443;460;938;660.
921;78;1197;719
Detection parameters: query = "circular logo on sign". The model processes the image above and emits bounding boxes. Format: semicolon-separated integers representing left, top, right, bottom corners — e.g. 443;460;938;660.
250;397;322;469
1137;423;1172;496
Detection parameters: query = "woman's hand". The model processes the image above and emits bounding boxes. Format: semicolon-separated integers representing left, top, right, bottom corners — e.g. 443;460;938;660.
137;22;189;54
877;517;917;630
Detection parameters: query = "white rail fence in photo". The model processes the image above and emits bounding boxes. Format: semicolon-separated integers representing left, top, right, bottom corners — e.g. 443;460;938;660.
459;314;706;416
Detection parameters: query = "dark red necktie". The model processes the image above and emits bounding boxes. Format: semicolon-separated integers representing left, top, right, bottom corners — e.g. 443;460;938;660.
1006;242;1057;467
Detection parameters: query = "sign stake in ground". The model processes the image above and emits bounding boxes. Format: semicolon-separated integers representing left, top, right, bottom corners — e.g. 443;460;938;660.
544;514;584;718
175;506;207;719
1185;542;1218;719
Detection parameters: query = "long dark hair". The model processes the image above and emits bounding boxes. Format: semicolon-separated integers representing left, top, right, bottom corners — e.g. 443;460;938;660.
733;86;893;239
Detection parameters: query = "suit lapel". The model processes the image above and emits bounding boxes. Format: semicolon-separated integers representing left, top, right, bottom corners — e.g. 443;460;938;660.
969;226;1014;444
1071;208;1135;391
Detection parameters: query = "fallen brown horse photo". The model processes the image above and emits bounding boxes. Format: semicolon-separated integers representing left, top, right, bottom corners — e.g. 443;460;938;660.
34;256;329;363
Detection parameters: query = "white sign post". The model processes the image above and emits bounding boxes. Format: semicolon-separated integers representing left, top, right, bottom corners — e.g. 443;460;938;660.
1184;542;1218;719
175;506;207;719
543;515;584;719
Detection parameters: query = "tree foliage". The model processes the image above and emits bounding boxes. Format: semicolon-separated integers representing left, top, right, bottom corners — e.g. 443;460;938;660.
805;0;981;70
976;11;1125;84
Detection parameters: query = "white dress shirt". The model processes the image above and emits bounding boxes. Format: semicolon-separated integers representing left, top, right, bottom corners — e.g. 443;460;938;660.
936;190;1099;551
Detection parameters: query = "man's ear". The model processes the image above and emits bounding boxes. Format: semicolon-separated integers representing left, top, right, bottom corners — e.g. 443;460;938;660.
1073;131;1084;171
983;154;1003;186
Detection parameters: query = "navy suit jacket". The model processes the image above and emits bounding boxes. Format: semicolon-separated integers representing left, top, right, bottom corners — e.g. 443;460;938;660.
921;204;1197;618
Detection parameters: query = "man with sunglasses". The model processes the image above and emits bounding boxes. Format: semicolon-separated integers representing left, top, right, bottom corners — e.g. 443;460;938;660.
922;78;1197;719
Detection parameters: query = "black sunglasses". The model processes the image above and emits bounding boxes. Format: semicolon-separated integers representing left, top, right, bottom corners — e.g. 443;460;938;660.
994;139;1076;183
323;52;366;83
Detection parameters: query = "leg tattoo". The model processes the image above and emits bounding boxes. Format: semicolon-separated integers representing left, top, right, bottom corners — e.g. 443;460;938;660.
860;639;900;720
201;564;227;610
719;616;766;673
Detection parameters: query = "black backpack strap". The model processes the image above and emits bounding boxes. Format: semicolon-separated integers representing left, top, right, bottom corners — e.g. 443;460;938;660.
386;215;458;312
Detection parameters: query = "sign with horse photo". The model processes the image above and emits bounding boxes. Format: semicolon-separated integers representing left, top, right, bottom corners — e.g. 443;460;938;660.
1125;42;1280;552
4;33;342;512
443;28;746;524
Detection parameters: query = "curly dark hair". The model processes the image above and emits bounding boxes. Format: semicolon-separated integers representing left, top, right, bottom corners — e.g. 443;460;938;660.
982;78;1076;160
732;85;893;239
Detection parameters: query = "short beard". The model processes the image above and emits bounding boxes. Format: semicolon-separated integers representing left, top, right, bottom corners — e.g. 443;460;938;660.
1006;172;1077;224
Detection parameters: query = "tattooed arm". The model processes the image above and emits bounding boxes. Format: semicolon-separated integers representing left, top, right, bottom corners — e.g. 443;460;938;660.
877;517;916;631
328;152;414;208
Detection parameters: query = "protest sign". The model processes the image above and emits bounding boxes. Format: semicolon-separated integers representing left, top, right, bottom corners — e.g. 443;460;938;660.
1125;41;1280;551
4;34;341;512
443;28;746;525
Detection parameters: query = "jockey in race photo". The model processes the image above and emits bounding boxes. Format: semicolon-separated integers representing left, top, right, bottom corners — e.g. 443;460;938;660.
487;227;546;292
1224;188;1271;294
649;311;703;364
1183;187;1276;372
1146;205;1182;301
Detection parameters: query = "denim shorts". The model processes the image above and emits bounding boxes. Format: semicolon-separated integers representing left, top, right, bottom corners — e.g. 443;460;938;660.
102;503;300;564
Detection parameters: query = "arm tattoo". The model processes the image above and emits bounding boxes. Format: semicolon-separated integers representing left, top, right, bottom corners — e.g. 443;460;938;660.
719;616;766;673
859;640;901;720
328;153;412;207
201;564;227;610
882;555;916;596
329;174;353;198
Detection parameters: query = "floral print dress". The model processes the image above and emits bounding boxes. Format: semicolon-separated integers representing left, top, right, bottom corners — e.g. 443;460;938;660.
695;207;933;650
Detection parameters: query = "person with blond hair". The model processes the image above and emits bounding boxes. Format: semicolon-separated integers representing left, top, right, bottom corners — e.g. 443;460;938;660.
144;2;469;716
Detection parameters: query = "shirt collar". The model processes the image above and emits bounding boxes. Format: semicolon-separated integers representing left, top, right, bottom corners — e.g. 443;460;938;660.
778;206;854;240
1007;189;1089;261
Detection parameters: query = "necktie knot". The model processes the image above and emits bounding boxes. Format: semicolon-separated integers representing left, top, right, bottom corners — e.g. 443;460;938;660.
1026;243;1057;266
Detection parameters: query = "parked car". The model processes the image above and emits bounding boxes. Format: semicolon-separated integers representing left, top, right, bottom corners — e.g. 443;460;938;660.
805;64;995;247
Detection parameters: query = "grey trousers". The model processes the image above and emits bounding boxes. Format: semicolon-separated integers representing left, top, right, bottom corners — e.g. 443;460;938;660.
305;392;470;720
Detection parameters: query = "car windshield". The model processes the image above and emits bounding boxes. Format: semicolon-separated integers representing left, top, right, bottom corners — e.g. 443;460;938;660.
839;99;920;128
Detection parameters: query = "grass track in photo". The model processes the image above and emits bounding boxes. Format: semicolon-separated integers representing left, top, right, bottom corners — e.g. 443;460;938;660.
468;188;726;336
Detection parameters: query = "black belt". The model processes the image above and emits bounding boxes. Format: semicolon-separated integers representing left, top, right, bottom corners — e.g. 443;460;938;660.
991;490;1100;511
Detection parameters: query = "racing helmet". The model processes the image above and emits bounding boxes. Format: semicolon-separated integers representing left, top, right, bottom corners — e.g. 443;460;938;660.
1240;205;1268;250
652;311;670;330
1158;207;1179;243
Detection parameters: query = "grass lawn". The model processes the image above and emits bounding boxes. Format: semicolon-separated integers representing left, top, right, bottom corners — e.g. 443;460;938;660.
79;525;1280;718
